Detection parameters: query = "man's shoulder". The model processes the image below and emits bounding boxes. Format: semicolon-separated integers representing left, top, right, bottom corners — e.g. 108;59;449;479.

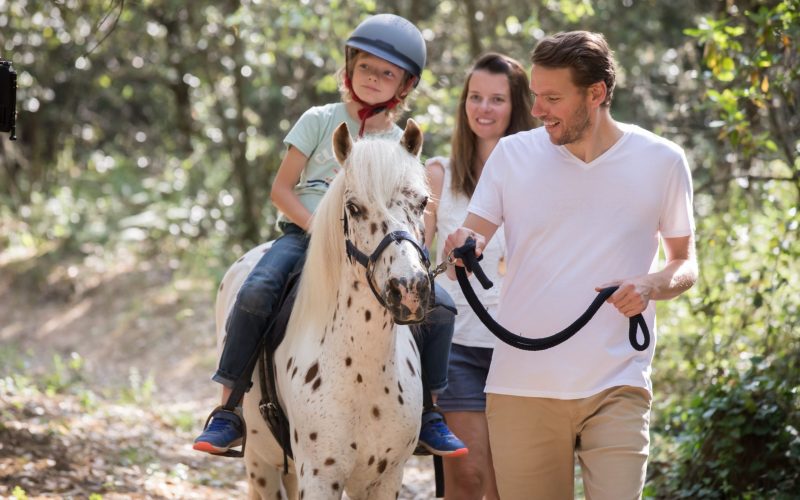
498;127;547;149
620;122;685;158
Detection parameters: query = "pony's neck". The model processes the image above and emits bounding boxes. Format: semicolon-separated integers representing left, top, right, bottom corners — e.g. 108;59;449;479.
328;268;395;356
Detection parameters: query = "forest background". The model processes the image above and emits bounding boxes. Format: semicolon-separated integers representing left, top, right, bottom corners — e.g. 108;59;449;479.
0;0;798;498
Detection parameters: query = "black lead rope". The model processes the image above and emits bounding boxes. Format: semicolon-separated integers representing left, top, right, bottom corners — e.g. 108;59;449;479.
452;238;650;352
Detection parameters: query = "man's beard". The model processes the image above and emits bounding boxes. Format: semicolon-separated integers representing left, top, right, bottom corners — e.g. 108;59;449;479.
553;103;591;146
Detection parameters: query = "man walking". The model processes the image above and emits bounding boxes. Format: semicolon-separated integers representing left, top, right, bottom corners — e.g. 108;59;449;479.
444;31;698;499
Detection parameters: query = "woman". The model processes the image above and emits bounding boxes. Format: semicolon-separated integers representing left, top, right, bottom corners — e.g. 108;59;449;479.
425;52;536;499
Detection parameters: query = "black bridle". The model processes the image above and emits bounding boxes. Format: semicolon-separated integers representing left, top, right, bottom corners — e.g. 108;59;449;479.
343;210;432;325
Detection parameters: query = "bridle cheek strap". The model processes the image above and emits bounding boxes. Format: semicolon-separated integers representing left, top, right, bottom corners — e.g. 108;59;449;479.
344;222;432;325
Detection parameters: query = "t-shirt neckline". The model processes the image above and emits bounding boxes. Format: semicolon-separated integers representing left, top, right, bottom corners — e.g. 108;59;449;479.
555;126;631;170
338;102;399;138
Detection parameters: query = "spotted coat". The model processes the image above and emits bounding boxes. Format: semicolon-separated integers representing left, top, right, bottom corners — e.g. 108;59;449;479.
214;120;430;500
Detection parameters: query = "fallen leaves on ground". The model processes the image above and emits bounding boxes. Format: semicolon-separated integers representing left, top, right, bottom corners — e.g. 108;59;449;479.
0;378;435;499
0;378;246;499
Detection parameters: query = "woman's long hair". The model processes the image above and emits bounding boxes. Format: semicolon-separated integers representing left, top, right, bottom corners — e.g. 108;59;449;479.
450;53;536;197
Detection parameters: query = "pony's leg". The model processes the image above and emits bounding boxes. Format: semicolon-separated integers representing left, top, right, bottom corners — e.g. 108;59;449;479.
282;471;298;499
295;474;347;500
351;468;405;500
245;447;284;500
246;467;283;500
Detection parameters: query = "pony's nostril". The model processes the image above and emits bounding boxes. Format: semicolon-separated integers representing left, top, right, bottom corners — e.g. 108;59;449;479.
386;278;402;305
415;277;430;297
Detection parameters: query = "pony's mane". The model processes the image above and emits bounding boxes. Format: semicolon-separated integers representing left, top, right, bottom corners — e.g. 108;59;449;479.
289;135;429;333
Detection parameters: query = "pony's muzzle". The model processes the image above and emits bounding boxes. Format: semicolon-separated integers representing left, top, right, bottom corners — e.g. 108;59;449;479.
385;272;431;324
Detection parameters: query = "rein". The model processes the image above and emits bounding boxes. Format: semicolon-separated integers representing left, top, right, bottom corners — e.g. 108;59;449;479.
451;238;650;352
343;211;432;325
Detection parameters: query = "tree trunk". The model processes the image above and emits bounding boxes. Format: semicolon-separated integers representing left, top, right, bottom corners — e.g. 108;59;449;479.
463;0;482;61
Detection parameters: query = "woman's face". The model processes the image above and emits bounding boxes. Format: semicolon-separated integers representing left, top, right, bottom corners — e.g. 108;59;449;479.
465;69;513;141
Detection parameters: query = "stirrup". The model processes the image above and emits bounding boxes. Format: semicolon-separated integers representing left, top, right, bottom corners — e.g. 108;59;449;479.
413;444;432;456
200;405;247;458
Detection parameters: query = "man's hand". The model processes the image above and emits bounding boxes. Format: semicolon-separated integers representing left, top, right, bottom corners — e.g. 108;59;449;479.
444;227;486;263
440;214;499;280
443;228;486;280
599;235;698;317
596;277;654;317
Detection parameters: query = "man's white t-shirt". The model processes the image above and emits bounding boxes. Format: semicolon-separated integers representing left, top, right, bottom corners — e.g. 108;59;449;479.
468;124;694;399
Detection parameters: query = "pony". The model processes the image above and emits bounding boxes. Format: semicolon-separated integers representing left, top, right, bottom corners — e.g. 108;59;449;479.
215;120;431;500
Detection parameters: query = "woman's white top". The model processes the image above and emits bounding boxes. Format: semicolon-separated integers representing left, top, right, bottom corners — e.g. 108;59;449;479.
429;156;505;348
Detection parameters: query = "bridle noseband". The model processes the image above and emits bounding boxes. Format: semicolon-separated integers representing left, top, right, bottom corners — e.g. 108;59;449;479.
343;210;432;325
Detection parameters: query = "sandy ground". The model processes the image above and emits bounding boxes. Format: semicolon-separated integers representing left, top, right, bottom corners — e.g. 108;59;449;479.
0;252;436;499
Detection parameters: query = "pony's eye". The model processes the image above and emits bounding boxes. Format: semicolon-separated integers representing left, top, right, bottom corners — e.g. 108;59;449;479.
346;201;361;217
419;197;428;212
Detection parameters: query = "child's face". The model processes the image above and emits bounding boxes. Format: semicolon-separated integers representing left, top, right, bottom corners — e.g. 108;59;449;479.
351;53;408;105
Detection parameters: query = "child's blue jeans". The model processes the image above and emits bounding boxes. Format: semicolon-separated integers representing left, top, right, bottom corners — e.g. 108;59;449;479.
213;224;309;387
411;284;455;394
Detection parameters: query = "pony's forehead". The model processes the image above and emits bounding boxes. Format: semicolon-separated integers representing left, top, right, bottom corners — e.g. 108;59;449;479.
343;139;428;201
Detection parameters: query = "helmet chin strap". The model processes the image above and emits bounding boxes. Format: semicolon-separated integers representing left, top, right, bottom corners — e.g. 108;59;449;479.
345;75;401;137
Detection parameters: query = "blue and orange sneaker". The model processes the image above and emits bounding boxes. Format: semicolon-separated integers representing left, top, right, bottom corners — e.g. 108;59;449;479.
193;407;244;455
418;410;469;457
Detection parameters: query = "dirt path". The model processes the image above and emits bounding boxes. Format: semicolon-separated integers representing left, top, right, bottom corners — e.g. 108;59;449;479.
0;255;435;499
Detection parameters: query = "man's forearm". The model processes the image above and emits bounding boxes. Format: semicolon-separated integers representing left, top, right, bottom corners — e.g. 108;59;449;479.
647;258;698;301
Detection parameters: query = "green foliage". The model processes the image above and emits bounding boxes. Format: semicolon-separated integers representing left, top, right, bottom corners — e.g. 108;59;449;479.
653;357;799;498
42;352;86;396
119;367;157;406
686;0;799;160
645;0;800;496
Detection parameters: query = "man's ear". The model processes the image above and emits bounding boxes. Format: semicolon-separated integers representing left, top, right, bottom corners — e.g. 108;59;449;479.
588;81;607;107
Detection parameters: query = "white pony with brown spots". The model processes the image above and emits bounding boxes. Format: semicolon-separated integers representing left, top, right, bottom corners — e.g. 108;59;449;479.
215;120;430;499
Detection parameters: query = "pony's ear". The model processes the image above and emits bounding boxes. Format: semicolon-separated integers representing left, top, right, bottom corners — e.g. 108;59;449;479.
333;122;353;165
400;118;423;158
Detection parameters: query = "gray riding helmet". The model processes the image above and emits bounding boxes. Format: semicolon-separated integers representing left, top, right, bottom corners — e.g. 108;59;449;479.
345;14;427;86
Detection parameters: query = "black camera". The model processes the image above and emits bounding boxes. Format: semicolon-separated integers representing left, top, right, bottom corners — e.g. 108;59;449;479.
1;59;17;140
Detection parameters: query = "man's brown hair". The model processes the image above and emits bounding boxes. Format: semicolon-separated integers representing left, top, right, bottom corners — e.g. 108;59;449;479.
531;31;617;107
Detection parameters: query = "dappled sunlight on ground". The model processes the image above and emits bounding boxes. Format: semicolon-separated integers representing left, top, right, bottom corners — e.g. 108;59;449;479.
0;251;435;498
